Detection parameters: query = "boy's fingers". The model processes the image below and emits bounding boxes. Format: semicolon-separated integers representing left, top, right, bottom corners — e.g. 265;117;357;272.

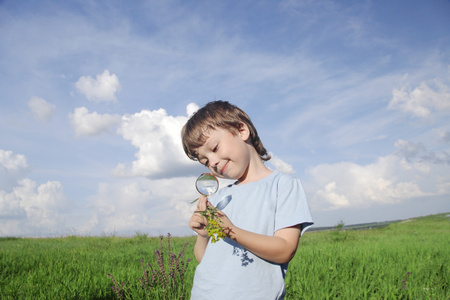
197;195;208;210
190;214;207;228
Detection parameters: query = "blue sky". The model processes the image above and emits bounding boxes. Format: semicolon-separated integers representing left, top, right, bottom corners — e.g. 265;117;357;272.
1;0;449;237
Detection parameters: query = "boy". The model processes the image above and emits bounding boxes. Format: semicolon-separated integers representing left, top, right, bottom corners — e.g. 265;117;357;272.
182;100;313;299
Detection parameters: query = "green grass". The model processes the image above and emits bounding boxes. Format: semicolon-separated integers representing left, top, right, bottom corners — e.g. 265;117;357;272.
0;234;196;299
0;213;448;299
286;213;449;299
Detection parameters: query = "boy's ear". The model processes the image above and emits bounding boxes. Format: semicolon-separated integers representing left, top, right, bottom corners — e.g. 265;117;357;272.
238;123;250;141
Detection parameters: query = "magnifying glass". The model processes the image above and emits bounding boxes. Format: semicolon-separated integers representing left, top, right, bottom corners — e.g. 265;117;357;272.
191;173;219;203
192;173;226;243
191;173;226;243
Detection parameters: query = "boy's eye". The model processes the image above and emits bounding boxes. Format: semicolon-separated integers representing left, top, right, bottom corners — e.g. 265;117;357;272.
213;144;218;152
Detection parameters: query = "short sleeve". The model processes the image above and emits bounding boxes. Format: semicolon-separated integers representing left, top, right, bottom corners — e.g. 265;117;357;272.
274;174;313;236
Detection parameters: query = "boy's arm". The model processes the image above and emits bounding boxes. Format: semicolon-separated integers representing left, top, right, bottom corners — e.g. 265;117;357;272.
190;196;211;263
213;201;301;264
226;224;301;264
193;235;209;262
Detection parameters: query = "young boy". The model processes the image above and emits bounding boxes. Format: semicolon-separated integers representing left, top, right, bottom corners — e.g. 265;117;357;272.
182;100;313;299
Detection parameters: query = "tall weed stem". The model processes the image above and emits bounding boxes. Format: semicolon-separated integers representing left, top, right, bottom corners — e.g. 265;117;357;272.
109;233;192;299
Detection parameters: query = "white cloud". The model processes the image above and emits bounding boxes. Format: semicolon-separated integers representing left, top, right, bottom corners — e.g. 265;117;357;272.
0;150;70;237
81;177;197;236
0;150;29;173
186;102;199;117
268;152;295;174
27;97;56;123
69;106;121;137
395;139;450;165
75;69;121;102
307;137;450;211
112;105;201;179
0;179;69;236
315;181;350;209
0;149;31;191
388;77;450;118
307;155;429;210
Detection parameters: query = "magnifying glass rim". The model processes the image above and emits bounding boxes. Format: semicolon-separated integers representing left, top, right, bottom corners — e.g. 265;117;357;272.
195;172;219;196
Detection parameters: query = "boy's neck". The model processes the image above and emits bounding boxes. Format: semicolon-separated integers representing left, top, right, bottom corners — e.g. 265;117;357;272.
237;155;272;185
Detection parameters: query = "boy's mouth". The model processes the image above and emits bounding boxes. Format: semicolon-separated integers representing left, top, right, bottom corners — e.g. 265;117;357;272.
220;161;229;175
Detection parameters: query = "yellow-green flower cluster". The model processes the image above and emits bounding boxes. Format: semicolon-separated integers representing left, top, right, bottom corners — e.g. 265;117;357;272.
199;206;226;243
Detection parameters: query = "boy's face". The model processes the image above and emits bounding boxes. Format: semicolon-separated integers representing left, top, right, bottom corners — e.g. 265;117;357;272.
196;126;251;181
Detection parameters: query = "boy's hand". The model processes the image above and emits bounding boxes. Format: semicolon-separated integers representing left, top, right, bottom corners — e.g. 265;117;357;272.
189;195;209;238
210;203;234;236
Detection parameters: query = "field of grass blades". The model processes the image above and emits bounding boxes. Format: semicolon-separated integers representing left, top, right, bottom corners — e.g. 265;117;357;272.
0;213;448;299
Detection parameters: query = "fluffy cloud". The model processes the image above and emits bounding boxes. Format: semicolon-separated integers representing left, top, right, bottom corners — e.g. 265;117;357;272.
0;150;69;236
268;152;295;174
186;102;199;117
307;155;429;210
27;97;56;123
0;149;31;191
306;137;450;211
81;177;197;236
388;77;450;118
112;105;202;179
75;69;121;102
69;106;121;137
395;139;450;165
0;179;69;236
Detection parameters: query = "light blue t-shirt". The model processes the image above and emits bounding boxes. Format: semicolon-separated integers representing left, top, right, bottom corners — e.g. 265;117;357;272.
190;171;313;300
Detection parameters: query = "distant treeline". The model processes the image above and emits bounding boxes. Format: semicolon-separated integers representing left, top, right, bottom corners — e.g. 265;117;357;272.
309;220;400;232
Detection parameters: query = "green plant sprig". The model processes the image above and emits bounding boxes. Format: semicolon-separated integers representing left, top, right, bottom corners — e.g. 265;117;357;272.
195;205;226;243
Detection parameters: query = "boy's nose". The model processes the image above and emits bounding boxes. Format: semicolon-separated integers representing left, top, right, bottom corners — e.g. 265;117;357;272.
209;155;220;168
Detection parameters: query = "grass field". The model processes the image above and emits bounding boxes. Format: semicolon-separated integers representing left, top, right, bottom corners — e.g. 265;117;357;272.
0;213;448;299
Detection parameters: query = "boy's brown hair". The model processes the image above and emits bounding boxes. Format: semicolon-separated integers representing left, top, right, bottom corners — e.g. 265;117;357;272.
182;100;271;162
